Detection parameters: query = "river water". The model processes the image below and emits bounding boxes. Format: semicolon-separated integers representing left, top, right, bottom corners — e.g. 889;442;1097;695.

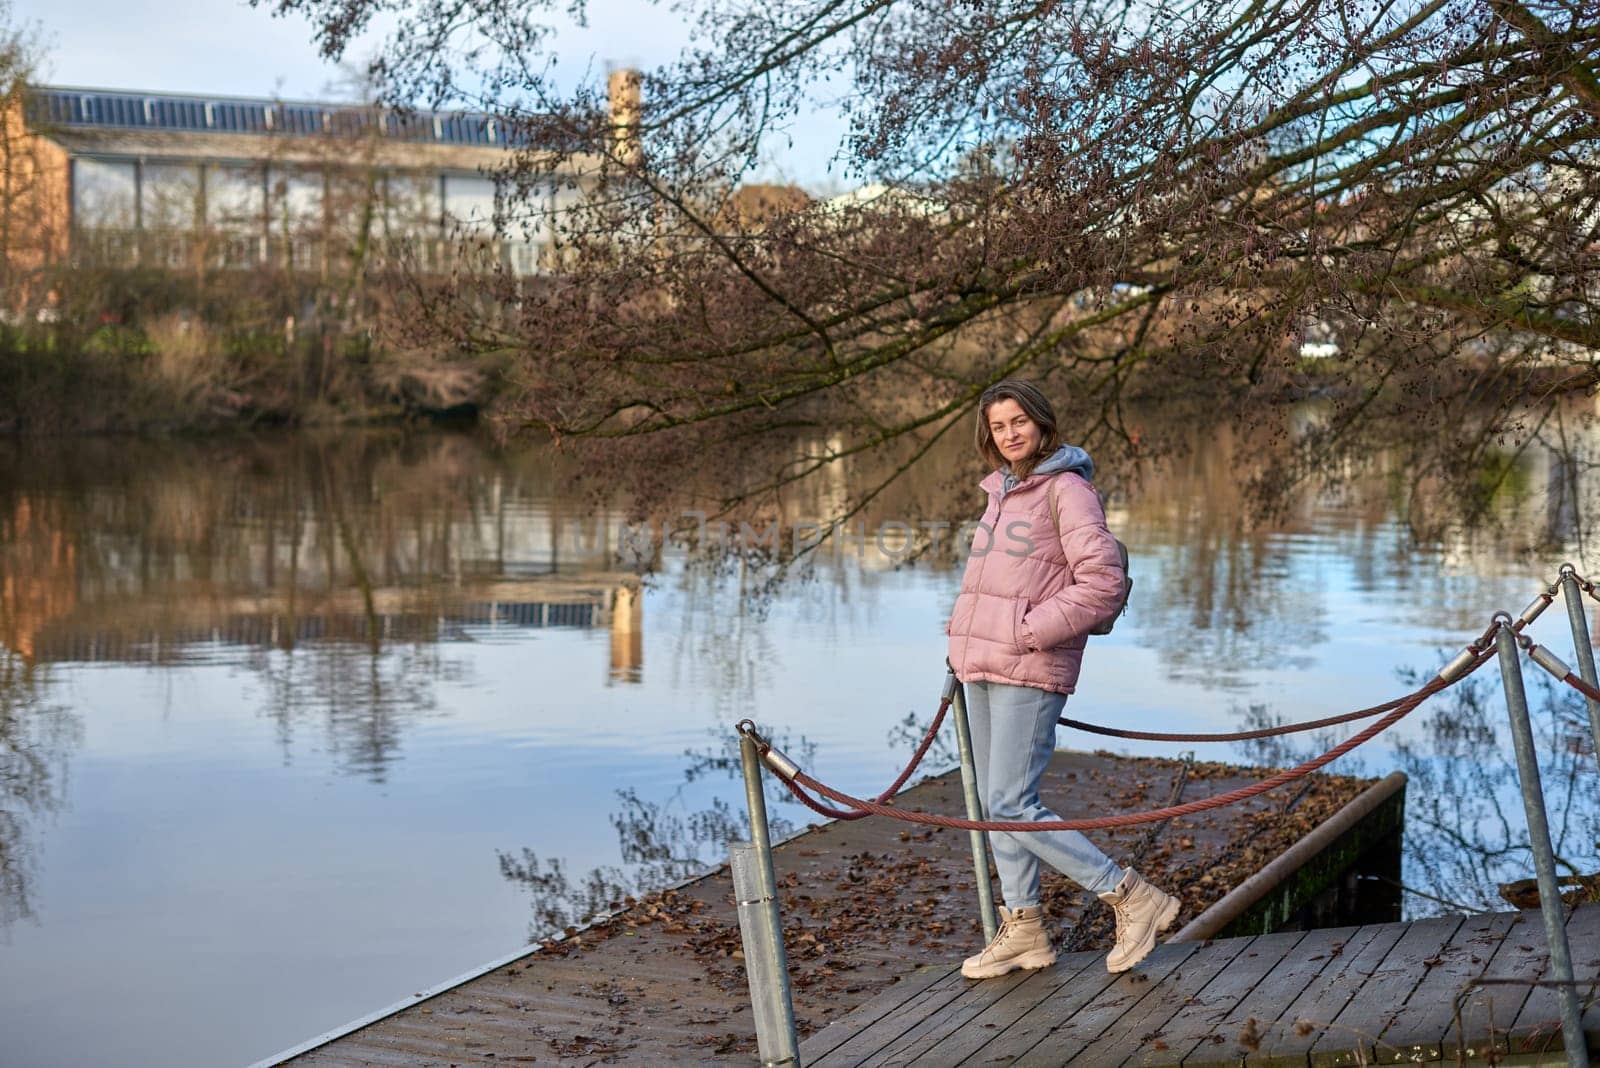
0;423;1597;1066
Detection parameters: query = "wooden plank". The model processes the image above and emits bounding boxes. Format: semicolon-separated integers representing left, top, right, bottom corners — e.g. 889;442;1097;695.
299;1041;452;1068
1117;930;1306;1068
1373;910;1520;1063
933;945;1174;1065
800;963;955;1063
1448;909;1547;1061
793;911;1600;1068
1000;941;1202;1065
1064;936;1258;1066
1307;914;1463;1067
902;951;1109;1067
1505;902;1600;1060
858;966;1038;1067
288;755;1377;1068
1576;904;1600;1043
1179;926;1358;1067
807;968;972;1068
1242;921;1407;1065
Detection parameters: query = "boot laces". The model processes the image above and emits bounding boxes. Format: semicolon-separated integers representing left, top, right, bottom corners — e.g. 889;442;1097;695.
983;914;1018;960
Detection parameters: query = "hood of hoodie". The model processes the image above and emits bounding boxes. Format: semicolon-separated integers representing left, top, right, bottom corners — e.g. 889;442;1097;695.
998;444;1094;499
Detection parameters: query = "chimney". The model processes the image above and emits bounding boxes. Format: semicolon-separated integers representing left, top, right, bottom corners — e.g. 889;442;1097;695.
607;67;642;167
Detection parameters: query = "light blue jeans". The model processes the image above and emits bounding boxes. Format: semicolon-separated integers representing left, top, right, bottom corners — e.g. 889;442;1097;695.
966;679;1125;908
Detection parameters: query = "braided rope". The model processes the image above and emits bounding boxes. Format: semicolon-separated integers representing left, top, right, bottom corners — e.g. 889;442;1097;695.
773;666;1480;831
1556;670;1600;705
756;576;1574;832
781;698;952;821
1057;695;1408;742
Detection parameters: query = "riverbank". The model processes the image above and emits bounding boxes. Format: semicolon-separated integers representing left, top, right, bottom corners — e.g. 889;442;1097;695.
5;303;1592;439
278;751;1377;1066
0;326;494;435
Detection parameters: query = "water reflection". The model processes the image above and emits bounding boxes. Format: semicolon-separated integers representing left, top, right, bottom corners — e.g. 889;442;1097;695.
1;438;643;655
0;652;77;928
1391;670;1600;914
0;434;652;774
499;725;841;942
1114;429;1331;690
498;790;749;939
2;410;1600;1064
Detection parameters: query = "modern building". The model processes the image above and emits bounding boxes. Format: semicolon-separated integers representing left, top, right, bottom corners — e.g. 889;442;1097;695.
12;83;617;277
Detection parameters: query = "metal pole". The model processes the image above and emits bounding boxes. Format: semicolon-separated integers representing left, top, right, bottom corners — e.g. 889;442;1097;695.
948;669;1000;942
1559;565;1600;769
1496;623;1589;1067
737;734;800;1067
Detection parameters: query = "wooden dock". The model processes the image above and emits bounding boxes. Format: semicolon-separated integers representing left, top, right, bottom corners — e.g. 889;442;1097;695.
801;905;1600;1066
274;752;1386;1066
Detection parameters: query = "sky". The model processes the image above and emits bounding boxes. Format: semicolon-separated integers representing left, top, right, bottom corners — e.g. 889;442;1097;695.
11;0;851;188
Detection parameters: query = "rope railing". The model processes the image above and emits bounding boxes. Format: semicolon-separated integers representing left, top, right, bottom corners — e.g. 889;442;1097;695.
739;571;1584;833
1563;563;1600;603
1056;696;1408;743
776;697;952;822
729;567;1600;1066
1518;632;1600;704
747;669;1471;832
1057;582;1558;742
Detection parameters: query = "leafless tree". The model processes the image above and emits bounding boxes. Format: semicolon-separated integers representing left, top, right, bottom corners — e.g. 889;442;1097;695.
261;0;1600;539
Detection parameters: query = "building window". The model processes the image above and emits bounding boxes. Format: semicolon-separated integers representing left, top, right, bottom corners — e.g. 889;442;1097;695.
73;158;137;229
140;163;201;231
268;166;325;232
384;172;441;238
207;165;264;231
443;174;498;234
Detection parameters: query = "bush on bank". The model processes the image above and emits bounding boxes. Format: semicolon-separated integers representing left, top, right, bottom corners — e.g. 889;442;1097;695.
0;266;501;434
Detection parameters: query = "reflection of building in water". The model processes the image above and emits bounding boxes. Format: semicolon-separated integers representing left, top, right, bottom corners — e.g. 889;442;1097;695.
0;498;77;661
0;447;648;683
609;583;643;684
18;575;642;677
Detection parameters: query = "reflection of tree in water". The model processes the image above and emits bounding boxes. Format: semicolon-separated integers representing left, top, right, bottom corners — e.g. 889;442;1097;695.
662;562;784;722
499;790;753;942
1230;663;1600;917
1133;533;1324;691
0;651;80;928
244;642;458;782
887;707;958;772
1226;704;1371;785
500;708;961;941
681;725;815;797
1390;670;1599;915
500;721;820;942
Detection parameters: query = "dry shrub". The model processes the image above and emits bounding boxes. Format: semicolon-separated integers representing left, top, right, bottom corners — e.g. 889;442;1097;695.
371;346;490;413
143;314;233;405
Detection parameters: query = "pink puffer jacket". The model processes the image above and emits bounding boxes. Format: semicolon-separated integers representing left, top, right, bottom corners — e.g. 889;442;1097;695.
946;468;1125;695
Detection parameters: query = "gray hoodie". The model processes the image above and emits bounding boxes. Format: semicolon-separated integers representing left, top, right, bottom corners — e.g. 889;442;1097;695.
1000;444;1094;500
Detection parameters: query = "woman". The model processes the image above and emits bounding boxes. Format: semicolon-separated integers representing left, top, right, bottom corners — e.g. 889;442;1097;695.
947;380;1179;979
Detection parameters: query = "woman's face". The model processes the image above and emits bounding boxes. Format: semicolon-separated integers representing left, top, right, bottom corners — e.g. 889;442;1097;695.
986;398;1043;467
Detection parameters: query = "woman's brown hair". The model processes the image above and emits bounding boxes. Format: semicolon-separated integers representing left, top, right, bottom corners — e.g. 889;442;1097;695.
976;380;1061;478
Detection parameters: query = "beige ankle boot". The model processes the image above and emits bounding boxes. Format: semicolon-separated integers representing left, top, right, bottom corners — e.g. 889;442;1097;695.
1099;869;1181;973
960;905;1057;979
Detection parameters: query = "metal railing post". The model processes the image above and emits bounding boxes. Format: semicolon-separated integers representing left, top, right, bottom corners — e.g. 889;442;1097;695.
1559;564;1600;769
1496;623;1589;1067
948;669;1000;942
736;732;800;1067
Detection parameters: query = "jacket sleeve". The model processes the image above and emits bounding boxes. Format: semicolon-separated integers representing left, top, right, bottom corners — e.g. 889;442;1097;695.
1019;475;1125;651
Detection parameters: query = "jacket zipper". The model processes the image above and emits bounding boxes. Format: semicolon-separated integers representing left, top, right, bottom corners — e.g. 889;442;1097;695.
958;487;1004;673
